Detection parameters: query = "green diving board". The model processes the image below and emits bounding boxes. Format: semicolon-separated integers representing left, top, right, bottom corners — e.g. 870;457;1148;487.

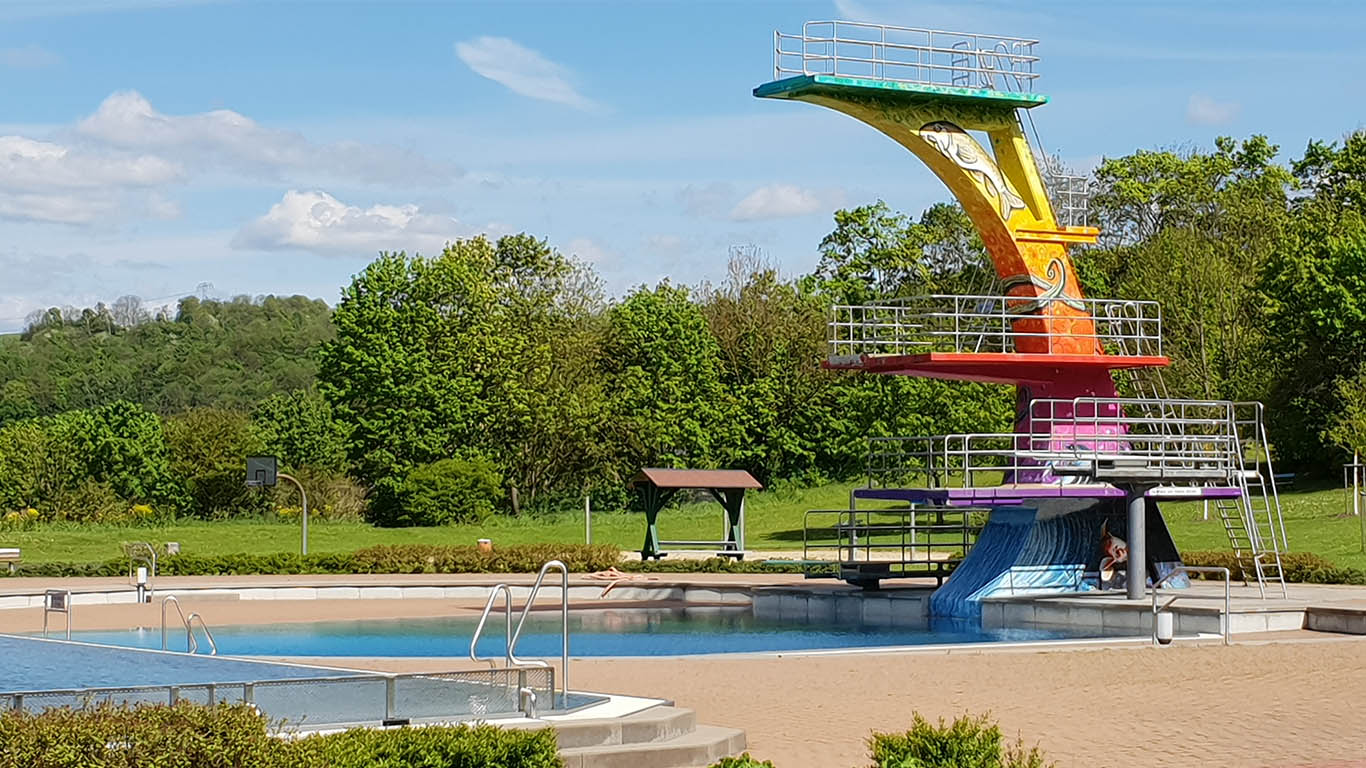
754;74;1049;110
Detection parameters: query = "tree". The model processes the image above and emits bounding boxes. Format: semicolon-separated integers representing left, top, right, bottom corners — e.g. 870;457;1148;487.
164;408;267;518
252;389;351;473
601;282;735;478
1078;136;1291;402
804;201;990;304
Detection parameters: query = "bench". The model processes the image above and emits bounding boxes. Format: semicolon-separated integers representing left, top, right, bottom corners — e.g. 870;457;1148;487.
0;548;20;573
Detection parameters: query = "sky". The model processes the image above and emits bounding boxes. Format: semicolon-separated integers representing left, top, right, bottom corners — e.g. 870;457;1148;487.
1;0;1364;330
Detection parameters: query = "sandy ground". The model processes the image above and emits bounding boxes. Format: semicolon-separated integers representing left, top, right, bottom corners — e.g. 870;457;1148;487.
337;640;1366;768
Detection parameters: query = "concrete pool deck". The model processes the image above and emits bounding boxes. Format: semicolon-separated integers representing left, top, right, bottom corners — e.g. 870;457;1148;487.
4;572;1366;767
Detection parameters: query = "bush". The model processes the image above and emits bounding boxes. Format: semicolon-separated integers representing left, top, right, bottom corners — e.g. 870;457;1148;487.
0;701;562;768
869;713;1052;768
386;456;504;526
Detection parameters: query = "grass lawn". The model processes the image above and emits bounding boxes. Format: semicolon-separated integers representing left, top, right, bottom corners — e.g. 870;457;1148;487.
5;481;1366;571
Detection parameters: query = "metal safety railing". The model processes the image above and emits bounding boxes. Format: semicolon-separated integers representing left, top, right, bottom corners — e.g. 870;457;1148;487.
828;295;1162;361
1151;565;1231;646
774;20;1040;93
470;560;570;709
160;595;217;655
3;667;554;726
866;397;1248;490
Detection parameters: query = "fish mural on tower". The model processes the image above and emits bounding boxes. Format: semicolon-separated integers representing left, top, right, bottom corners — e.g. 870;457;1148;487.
920;120;1027;221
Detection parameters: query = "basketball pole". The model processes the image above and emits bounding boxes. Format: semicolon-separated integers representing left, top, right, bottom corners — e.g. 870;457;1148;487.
278;472;309;556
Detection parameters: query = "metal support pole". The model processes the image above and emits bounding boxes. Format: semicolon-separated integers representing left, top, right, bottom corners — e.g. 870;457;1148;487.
584;496;591;545
278;473;309;556
1127;492;1147;601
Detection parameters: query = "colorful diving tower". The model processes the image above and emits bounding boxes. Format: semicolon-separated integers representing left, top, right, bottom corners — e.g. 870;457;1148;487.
758;20;1288;605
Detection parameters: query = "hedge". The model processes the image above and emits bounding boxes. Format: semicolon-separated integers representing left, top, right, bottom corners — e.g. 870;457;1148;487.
1181;550;1366;585
0;543;816;578
0;701;562;768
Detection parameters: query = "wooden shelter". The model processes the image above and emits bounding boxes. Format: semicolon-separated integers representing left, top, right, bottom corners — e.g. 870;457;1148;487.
630;468;763;560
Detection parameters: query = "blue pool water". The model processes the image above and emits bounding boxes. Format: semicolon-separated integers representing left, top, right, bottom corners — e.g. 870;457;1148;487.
53;606;1122;658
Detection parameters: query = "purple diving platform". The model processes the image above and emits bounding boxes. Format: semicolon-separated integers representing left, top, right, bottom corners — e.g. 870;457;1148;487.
853;483;1244;507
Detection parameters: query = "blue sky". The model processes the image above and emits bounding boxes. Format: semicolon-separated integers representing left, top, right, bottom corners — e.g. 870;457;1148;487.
1;0;1363;330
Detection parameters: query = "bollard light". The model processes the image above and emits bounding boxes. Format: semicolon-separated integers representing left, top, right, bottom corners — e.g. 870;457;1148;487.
1155;611;1174;645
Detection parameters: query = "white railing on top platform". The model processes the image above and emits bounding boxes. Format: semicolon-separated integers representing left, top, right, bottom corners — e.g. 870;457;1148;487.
773;20;1040;92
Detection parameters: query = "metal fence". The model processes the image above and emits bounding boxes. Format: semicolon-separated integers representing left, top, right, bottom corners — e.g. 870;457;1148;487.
774;20;1040;92
866;397;1247;489
3;667;555;728
828;295;1162;360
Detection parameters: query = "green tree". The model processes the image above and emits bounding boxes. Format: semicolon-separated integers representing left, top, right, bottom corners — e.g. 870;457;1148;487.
164;408;267;519
1080;136;1291;401
601;282;735;478
252;389;351;473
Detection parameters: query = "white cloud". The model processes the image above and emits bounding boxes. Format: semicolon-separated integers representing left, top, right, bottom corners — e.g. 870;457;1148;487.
0;135;183;224
1;44;60;69
730;184;843;221
1186;94;1240;126
565;237;615;264
76;91;458;184
0;135;180;190
455;36;595;111
231;189;465;255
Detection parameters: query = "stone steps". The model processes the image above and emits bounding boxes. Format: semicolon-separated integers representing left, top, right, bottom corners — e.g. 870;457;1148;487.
560;723;746;768
509;704;744;768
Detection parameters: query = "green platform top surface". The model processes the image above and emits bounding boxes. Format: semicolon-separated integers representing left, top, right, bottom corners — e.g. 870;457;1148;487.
754;74;1049;109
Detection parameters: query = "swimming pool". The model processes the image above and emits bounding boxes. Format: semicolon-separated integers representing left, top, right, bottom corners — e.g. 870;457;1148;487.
55;606;1127;657
0;634;590;726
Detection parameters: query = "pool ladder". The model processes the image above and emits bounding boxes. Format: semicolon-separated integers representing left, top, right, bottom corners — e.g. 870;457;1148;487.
470;560;569;709
160;595;218;655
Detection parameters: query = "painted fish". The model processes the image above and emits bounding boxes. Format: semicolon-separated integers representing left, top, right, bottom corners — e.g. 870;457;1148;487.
920;121;1027;220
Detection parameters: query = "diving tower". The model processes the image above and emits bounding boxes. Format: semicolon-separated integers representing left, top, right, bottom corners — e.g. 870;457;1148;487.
758;20;1287;602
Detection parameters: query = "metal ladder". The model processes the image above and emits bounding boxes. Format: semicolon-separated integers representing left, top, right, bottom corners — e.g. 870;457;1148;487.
470;560;570;709
160;595;218;654
1227;405;1288;597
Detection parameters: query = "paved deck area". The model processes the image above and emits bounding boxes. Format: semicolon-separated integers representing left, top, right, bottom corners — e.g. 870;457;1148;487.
5;572;1366;766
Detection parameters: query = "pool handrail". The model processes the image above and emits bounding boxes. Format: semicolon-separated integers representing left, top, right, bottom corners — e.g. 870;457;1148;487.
508;560;569;707
161;595;217;654
1150;565;1231;646
470;560;570;709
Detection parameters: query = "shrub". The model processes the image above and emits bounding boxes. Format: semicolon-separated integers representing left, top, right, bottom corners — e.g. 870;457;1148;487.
0;701;562;768
869;713;1052;768
387;456;504;526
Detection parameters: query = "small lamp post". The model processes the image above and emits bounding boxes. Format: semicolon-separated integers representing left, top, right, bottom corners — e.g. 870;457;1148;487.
246;456;310;556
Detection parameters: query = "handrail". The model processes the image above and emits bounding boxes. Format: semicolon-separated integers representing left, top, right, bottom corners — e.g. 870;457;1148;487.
161;595;216;654
187;612;217;655
509;560;569;708
161;595;195;653
470;584;516;667
1151;566;1231;646
469;560;571;708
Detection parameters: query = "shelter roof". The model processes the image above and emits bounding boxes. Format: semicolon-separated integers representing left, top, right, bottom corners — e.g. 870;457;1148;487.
629;468;763;491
